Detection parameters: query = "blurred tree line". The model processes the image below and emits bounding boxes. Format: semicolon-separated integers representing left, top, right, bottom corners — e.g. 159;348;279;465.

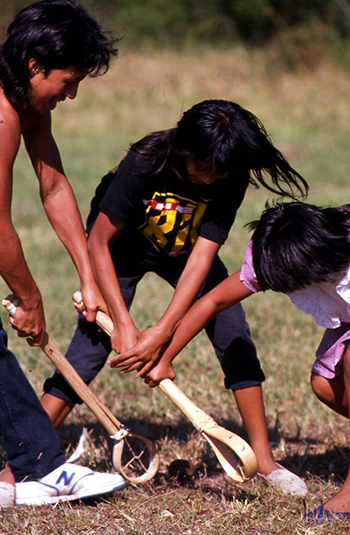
89;0;350;47
2;0;350;66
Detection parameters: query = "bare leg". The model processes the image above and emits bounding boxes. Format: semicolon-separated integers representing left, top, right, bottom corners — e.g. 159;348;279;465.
312;347;350;513
316;347;350;513
310;372;348;418
41;393;75;429
233;385;280;475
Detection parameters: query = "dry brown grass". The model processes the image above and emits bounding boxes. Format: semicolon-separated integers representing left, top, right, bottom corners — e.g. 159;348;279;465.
2;49;350;533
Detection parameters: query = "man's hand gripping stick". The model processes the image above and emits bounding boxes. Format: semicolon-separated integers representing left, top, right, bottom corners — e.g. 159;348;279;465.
2;295;160;484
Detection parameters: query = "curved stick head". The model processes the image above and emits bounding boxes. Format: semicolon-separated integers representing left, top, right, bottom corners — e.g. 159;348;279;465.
112;432;160;484
203;428;258;482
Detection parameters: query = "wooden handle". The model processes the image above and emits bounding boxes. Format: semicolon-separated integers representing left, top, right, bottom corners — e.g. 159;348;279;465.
72;292;258;481
158;379;215;431
74;293;207;428
40;332;122;436
3;295;162;484
2;296;122;437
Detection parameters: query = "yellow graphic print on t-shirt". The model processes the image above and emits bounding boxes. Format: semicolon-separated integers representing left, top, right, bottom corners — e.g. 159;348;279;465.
139;191;211;256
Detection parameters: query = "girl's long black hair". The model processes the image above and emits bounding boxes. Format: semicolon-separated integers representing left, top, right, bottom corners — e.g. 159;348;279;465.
249;201;350;293
0;0;118;113
130;99;309;199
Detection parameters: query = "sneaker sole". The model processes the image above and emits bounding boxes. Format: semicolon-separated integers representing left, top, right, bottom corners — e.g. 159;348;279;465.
16;480;126;506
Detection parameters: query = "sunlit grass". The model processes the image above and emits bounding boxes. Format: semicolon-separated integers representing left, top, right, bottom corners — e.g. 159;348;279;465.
2;49;350;534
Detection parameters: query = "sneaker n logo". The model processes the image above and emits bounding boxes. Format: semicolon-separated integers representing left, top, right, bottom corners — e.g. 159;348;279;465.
56;470;76;486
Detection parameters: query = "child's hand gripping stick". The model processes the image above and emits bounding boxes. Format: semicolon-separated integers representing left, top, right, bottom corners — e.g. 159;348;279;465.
72;291;258;482
2;294;160;484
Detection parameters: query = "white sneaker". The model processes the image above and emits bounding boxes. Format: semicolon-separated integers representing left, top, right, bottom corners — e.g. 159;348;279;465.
258;463;307;497
15;463;126;506
0;482;15;510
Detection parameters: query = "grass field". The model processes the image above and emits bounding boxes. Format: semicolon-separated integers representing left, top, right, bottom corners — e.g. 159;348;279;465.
1;48;350;534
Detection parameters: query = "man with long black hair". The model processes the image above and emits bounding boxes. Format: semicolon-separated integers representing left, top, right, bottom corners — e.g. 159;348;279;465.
0;0;125;508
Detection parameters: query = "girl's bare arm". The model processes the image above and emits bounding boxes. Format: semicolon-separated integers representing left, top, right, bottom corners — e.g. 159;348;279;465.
109;236;221;373
140;271;254;385
88;211;139;353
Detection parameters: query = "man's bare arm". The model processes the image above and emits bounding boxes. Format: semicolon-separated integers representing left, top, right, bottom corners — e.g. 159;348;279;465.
23;112;104;320
0;96;45;342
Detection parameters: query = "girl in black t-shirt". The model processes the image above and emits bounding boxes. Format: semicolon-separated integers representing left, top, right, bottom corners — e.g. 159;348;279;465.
43;99;308;496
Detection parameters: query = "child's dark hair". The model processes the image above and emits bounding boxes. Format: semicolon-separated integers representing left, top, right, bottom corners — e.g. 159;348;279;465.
249;202;350;293
130;99;308;199
0;0;118;112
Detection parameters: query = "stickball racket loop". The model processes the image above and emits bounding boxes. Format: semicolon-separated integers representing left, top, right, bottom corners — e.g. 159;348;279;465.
72;291;258;482
158;379;257;482
2;295;160;484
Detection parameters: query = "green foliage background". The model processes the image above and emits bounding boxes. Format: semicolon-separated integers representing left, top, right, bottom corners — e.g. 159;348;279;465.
76;0;350;45
2;0;350;57
1;1;350;533
1;51;350;532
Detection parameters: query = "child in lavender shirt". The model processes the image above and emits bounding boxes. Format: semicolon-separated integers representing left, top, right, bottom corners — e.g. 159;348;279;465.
126;201;350;522
241;240;350;381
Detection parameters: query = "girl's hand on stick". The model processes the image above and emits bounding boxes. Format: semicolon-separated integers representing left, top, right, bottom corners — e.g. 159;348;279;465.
108;325;170;374
141;359;176;388
110;321;139;355
78;282;107;322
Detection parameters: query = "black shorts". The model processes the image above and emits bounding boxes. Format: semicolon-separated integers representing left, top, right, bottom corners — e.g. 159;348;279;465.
44;240;265;403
